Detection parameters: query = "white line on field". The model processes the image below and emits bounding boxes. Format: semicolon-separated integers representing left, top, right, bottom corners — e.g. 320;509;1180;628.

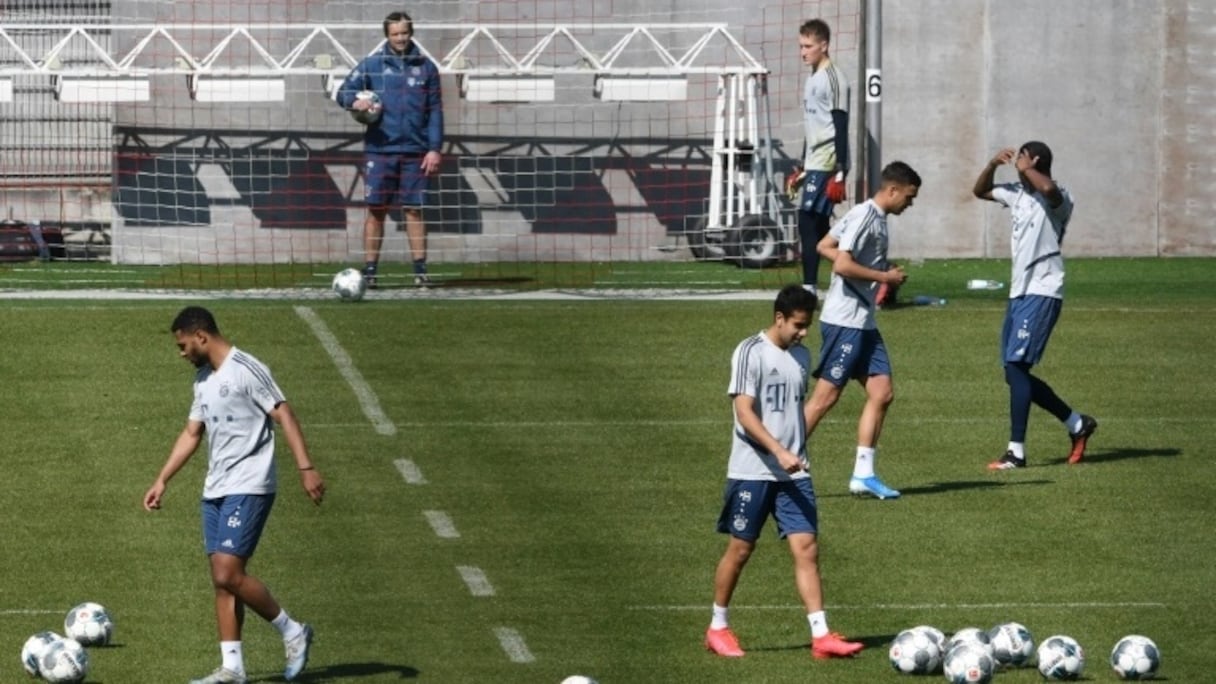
294;306;396;436
457;565;496;597
494;626;536;663
423;510;460;539
388;415;1199;429
628;601;1168;611
394;458;427;484
0;609;63;615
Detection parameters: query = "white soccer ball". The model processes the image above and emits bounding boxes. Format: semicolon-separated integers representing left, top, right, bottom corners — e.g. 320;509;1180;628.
331;267;367;301
21;631;63;677
912;624;947;656
39;638;88;683
63;602;113;647
1037;634;1085;680
946;627;994;659
987;621;1034;667
350;90;382;125
559;677;599;684
1110;634;1160;680
889;627;942;674
943;643;995;684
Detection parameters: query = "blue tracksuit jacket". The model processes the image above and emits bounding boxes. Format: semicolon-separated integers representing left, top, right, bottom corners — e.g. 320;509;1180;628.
335;42;444;155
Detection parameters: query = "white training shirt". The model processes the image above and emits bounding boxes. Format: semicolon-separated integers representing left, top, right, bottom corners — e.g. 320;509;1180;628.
802;59;849;172
991;182;1074;299
726;331;811;481
189;346;286;498
820;199;888;330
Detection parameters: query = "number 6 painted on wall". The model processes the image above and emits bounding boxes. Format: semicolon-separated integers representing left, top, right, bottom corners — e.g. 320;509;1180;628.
866;69;882;103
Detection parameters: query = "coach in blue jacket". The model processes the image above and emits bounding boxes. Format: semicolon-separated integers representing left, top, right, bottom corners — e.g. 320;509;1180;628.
336;11;444;288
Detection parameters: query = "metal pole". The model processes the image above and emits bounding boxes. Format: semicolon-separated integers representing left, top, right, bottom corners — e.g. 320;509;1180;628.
864;0;882;197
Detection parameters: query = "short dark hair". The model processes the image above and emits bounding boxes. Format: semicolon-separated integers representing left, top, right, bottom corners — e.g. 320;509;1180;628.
383;11;414;37
880;161;922;188
1019;140;1053;176
171;306;219;335
775;284;817;318
800;19;831;42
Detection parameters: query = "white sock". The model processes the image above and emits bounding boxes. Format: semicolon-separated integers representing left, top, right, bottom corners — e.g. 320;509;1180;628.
1007;442;1025;460
220;641;244;674
710;603;730;630
852;446;876;479
272;609;304;641
808;610;828;639
1066;412;1083;434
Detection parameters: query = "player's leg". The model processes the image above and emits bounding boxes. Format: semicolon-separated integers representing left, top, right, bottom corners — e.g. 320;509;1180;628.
399;155;431;286
361;153;398;287
805;321;852;435
775;481;862;658
197;500;249;683
207;495;313;681
797;210;832;293
707;480;769;657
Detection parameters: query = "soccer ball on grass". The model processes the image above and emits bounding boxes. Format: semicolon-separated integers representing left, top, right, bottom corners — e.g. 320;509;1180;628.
332;268;368;301
39;637;88;683
987;621;1034;667
1037;634;1085;680
946;627;993;659
63;602;113;646
888;627;942;674
1110;634;1160;680
943;642;995;684
21;630;63;677
350;90;382;125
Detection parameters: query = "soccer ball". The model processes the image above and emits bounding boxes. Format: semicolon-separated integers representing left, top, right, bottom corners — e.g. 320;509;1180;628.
331;267;367;301
21;631;63;677
888;627;942;674
350;90;382;125
943;643;995;684
987;621;1034;667
1037;634;1085;680
946;627;994;659
912;624;947;655
39;638;88;683
559;677;599;684
63;601;113;646
1110;634;1160;680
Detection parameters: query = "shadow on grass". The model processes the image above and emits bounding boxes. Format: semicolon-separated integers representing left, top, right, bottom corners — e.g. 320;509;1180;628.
820;479;1052;498
1044;446;1182;466
746;631;896;654
255;663;420;682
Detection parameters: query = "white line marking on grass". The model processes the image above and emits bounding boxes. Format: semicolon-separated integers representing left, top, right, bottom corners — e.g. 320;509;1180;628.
457;565;496;597
494;627;536;663
394;458;427;484
294;306;396;436
423;510;460;538
628;601;1168;611
0;609;63;615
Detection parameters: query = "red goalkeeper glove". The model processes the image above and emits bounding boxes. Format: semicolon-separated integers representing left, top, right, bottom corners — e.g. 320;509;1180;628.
825;171;847;204
785;167;806;203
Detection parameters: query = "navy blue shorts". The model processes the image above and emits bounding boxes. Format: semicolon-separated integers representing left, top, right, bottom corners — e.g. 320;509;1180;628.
1001;295;1061;366
364;153;428;208
814;323;891;386
201;493;275;558
797;169;836;217
716;478;818;540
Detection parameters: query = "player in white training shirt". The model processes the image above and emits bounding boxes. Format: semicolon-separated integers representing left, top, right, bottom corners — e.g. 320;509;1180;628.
809;162;921;500
973;141;1097;469
706;285;863;661
793;18;850;295
143;306;324;684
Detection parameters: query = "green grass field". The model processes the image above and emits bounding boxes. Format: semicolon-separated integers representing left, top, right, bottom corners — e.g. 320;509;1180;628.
1;258;1213;683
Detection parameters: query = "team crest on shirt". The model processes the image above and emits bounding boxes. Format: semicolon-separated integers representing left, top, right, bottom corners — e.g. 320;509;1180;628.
408;77;417;87
218;383;230;397
732;514;748;532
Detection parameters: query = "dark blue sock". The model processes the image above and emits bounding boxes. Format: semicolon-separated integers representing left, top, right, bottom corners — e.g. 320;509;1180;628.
797;211;831;287
413;258;427;275
1004;363;1033;442
364;261;377;275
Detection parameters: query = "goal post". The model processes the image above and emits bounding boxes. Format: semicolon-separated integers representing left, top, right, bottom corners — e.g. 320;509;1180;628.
0;2;865;289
